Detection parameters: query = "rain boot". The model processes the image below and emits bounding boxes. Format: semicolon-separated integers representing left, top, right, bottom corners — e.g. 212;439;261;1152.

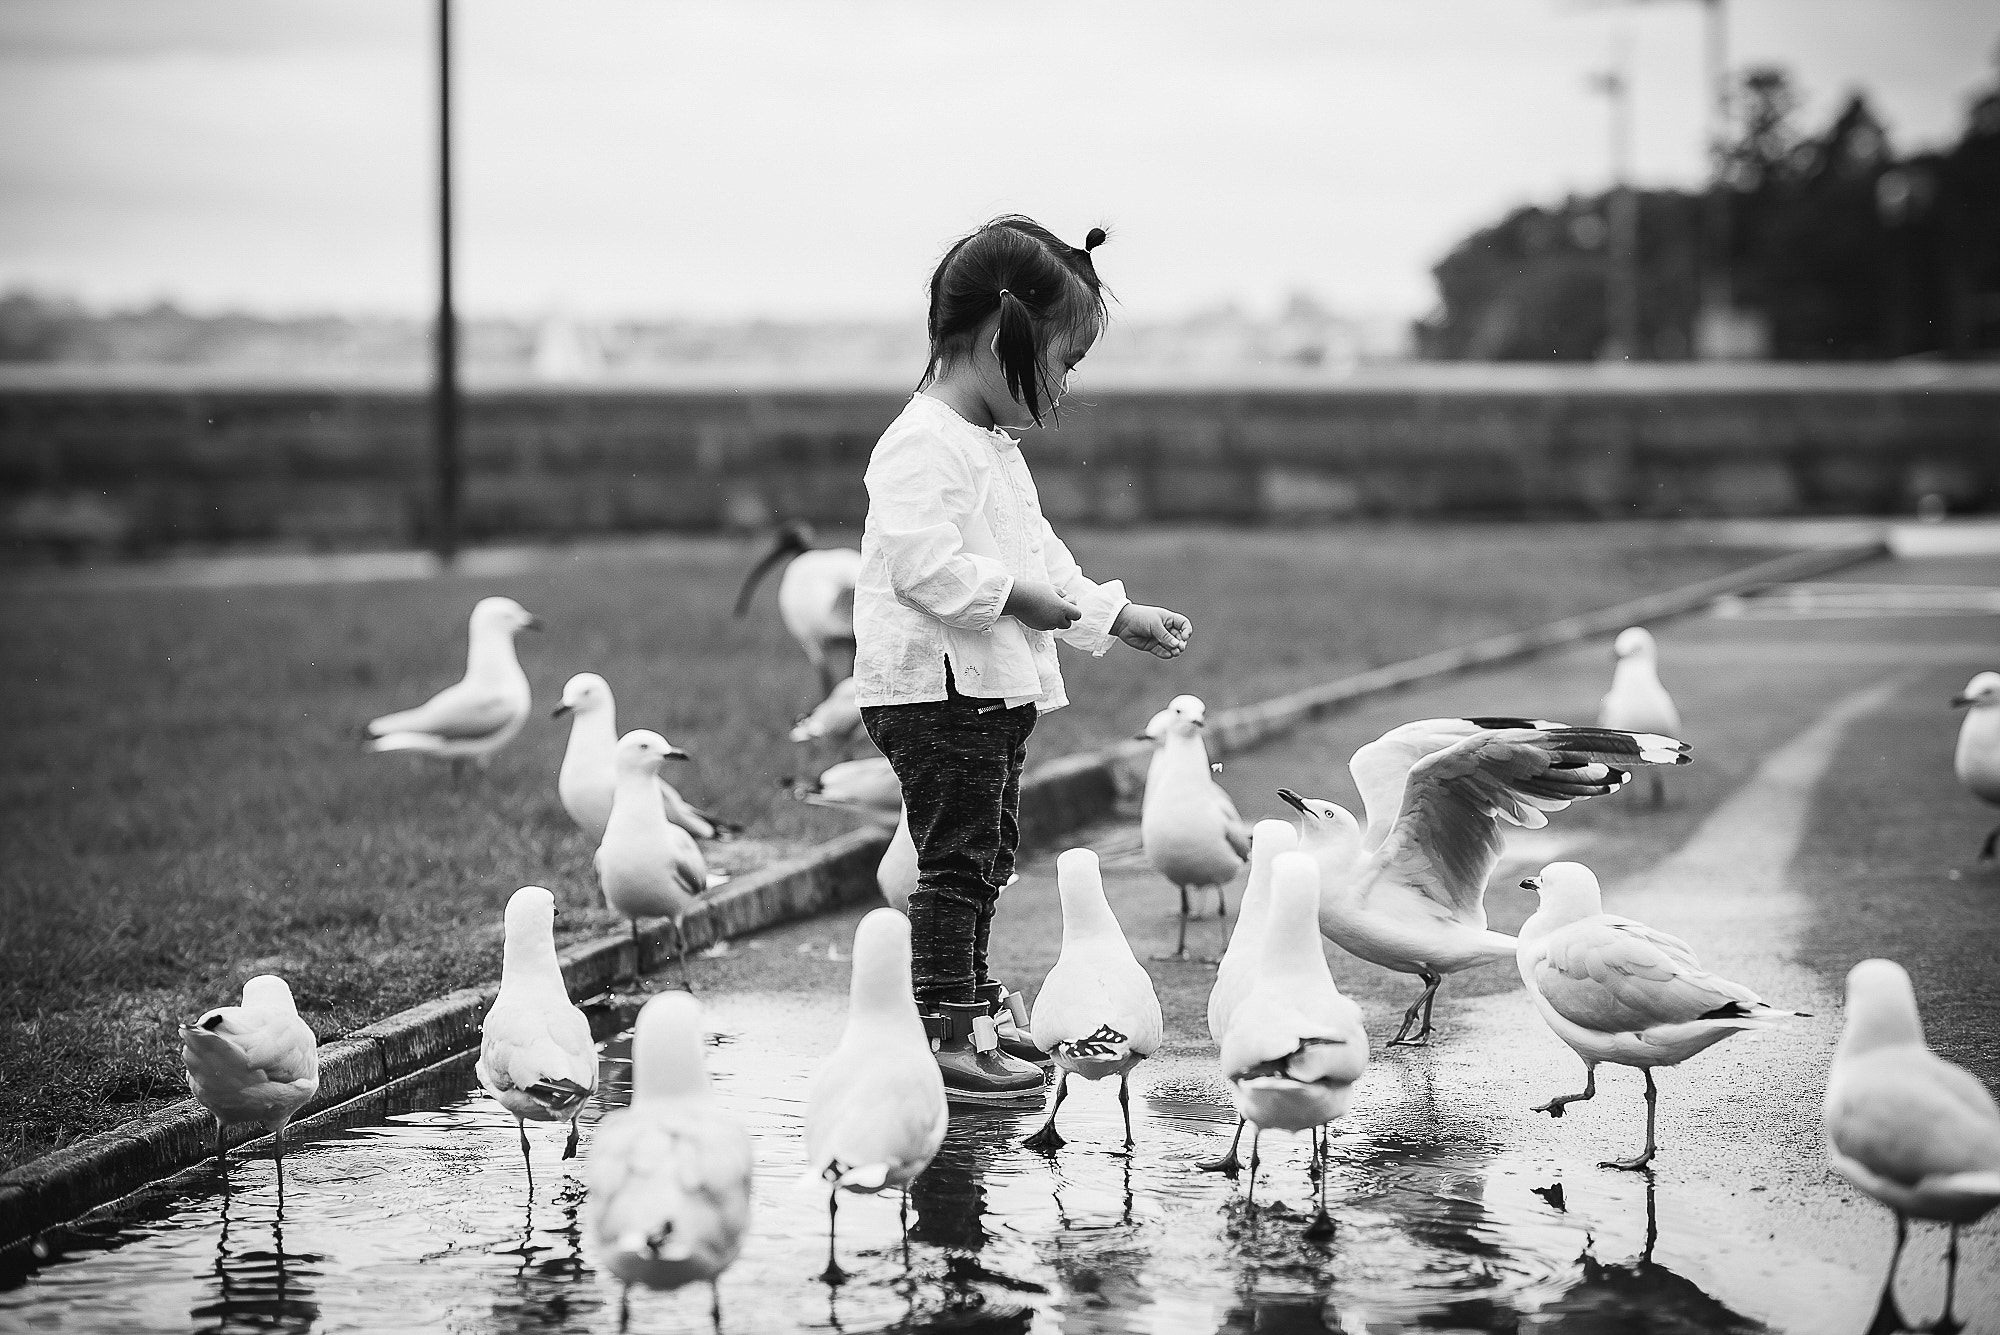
922;1001;1046;1108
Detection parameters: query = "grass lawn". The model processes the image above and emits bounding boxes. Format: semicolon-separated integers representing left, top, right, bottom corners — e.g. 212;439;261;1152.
0;522;1777;1170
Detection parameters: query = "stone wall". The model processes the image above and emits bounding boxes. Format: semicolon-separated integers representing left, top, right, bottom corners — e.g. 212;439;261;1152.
3;367;1995;552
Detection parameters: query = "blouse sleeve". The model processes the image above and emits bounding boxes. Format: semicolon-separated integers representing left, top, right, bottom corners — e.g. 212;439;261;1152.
863;428;1014;632
1040;517;1127;656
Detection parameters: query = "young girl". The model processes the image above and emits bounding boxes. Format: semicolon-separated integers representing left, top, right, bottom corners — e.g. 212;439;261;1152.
855;216;1192;1107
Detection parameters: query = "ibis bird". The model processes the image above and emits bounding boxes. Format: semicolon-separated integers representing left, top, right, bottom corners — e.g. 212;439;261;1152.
734;521;860;695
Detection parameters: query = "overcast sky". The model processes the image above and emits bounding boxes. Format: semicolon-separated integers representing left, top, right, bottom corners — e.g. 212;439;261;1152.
2;0;1995;323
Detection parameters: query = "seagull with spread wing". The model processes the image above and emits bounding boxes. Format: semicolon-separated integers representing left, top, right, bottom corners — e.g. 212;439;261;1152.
1281;720;1689;1046
1519;861;1806;1171
364;596;541;778
478;886;598;1195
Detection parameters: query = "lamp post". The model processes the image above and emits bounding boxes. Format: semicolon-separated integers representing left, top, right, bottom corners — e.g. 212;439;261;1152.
1590;30;1640;360
432;0;461;564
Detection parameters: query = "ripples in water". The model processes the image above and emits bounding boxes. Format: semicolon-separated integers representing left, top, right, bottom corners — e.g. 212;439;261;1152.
0;993;1767;1333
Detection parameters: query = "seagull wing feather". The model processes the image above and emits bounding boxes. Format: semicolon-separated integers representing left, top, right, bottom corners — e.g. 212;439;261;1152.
1535;917;1763;1033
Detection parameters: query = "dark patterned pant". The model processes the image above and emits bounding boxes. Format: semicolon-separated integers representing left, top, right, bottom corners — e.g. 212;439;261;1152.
861;665;1036;1008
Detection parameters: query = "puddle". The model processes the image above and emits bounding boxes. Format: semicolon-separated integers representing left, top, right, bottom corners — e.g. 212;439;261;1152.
0;994;1770;1333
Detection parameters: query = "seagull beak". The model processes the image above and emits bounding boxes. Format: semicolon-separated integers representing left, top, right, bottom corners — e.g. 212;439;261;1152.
664;746;692;762
1276;787;1314;818
551;702;573;719
1519;877;1543;892
1132;730;1154;741
524;616;546;632
1951;693;1973;708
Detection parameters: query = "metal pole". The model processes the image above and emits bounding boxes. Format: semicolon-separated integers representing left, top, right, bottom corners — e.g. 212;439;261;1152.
1701;0;1731;314
1596;33;1641;360
432;0;460;564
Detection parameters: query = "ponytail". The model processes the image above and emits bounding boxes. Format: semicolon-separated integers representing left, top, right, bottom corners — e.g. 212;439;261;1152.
994;288;1045;423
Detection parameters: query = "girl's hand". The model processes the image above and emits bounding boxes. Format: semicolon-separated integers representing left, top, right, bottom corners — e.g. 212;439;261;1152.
1112;605;1192;659
1006;580;1083;631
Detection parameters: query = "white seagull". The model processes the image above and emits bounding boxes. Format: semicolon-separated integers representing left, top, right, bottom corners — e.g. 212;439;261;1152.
1221;851;1368;1236
1282;722;1688;1045
1824;958;2000;1335
180;974;320;1186
1951;671;2000;862
1024;848;1164;1152
791;676;865;747
796;756;903;829
477;886;598;1192
1518;861;1805;1171
1139;695;1250;961
553;673;735;843
804;907;948;1284
1345;715;1566;851
878;808;917;914
587;992;753;1328
1599;628;1683;806
1199;819;1299;1174
365;596;541;777
733;521;861;695
597;731;710;990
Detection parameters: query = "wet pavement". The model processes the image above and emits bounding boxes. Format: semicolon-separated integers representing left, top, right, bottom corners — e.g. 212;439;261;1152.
3;552;1996;1334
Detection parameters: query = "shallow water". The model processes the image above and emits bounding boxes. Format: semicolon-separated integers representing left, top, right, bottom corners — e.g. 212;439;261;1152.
0;994;1768;1334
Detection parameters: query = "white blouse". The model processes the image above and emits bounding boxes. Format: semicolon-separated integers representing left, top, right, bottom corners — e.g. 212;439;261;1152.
853;393;1128;712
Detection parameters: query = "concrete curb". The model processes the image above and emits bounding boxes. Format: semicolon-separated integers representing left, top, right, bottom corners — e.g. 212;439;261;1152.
0;538;1885;1249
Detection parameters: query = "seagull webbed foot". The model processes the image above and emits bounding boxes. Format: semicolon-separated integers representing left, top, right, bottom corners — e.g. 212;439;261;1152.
1598;1151;1655;1172
1023;1123;1066;1154
1196;1148;1241;1177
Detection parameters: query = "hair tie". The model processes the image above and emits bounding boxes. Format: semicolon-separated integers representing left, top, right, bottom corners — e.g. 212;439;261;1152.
998;288;1011;300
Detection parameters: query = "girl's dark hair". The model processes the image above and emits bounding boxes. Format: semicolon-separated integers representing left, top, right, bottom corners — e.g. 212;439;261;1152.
920;215;1111;425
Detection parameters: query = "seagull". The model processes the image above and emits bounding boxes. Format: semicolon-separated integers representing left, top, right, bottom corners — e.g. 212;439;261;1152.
597;731;710;991
365;596;541;778
1825;958;2000;1335
180;974;320;1188
586;992;753;1329
1139;695;1250;961
1951;672;2000;861
791;676;865;747
1518;861;1806;1171
477;886;598;1193
1199;819;1298;1174
878;807;917;913
804;907;948;1285
1282;721;1689;1045
552;672;736;843
1221;851;1368;1237
1345;715;1565;851
733;521;861;695
795;756;903;829
1600;628;1682;806
1023;848;1163;1153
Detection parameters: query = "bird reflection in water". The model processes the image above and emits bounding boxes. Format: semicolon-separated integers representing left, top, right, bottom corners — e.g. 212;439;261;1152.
486;1182;604;1334
189;1188;322;1335
1533;1174;1769;1334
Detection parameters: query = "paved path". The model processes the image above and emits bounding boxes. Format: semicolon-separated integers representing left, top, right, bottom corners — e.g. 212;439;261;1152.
689;551;2000;1334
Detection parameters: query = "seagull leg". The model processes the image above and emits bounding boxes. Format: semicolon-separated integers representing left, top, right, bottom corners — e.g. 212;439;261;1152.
1215;884;1229;919
1197;1117;1245;1176
1305;1125;1336;1241
620;1285;631;1334
274;1125;286;1209
1980;823;1999;862
1649;770;1665;808
1024;1072;1070;1153
1865;1215;1909;1335
1244;1125;1263;1213
1153;886;1193;961
1118;1072;1134;1149
562;1116;580;1161
1388;972;1442;1047
711;1279;724;1331
1532;1064;1598;1118
213;1117;227;1178
672;918;695;993
518;1116;535;1198
1601;1068;1659;1171
1936;1223;1963;1335
820;1188;846;1286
